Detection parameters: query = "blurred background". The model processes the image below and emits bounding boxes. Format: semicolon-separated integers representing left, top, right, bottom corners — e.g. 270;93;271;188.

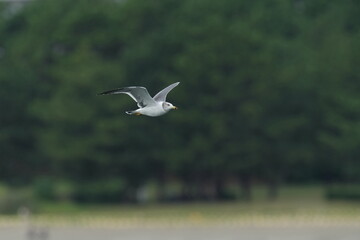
1;0;360;239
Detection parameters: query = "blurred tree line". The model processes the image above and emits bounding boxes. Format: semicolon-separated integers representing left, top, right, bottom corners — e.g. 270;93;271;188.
0;0;360;202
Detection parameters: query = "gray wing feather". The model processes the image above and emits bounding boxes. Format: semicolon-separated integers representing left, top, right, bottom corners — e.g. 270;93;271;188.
99;86;157;108
153;82;180;102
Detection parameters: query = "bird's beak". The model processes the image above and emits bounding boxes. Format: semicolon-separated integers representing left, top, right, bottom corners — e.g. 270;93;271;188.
172;106;178;110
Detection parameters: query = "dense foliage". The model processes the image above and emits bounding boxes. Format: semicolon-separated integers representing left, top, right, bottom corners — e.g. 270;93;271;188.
0;0;360;202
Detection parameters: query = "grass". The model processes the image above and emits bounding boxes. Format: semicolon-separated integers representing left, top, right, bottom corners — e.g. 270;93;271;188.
36;185;325;215
1;185;360;228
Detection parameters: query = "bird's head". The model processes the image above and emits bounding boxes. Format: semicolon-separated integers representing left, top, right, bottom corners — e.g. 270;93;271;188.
162;102;178;111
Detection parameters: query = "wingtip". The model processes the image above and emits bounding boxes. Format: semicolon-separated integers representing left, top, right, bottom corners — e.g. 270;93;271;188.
97;88;122;95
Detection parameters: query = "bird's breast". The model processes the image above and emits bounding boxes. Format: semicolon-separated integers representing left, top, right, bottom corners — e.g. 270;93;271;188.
139;105;166;117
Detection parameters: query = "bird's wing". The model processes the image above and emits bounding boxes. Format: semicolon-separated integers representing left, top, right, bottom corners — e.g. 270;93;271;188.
99;86;157;108
153;82;180;102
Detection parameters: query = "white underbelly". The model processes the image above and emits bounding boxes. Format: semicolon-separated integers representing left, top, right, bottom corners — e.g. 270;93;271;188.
139;105;166;117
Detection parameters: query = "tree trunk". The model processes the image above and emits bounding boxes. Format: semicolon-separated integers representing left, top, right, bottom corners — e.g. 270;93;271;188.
240;175;252;201
157;178;166;202
180;179;192;201
267;178;279;201
215;178;226;200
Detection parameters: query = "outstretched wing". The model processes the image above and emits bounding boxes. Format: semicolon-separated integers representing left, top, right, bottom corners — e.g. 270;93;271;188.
153;82;180;102
99;86;157;108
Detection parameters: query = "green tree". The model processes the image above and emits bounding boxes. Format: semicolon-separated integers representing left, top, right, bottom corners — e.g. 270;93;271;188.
1;0;360;202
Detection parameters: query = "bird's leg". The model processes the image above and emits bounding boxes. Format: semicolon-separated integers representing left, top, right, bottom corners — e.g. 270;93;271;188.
135;113;142;116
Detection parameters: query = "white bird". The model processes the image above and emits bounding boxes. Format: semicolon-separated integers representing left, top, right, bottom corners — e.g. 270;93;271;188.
99;82;180;117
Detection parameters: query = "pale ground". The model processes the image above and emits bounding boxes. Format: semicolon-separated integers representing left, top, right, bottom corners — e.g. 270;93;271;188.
1;225;360;240
1;186;360;240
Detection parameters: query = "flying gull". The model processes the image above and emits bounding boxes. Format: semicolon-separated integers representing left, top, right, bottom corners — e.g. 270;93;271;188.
99;82;180;117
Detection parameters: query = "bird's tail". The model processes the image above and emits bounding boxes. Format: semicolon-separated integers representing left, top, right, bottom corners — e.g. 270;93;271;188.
125;110;136;115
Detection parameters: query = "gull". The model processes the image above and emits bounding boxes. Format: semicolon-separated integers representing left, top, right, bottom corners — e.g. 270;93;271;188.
99;82;180;117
